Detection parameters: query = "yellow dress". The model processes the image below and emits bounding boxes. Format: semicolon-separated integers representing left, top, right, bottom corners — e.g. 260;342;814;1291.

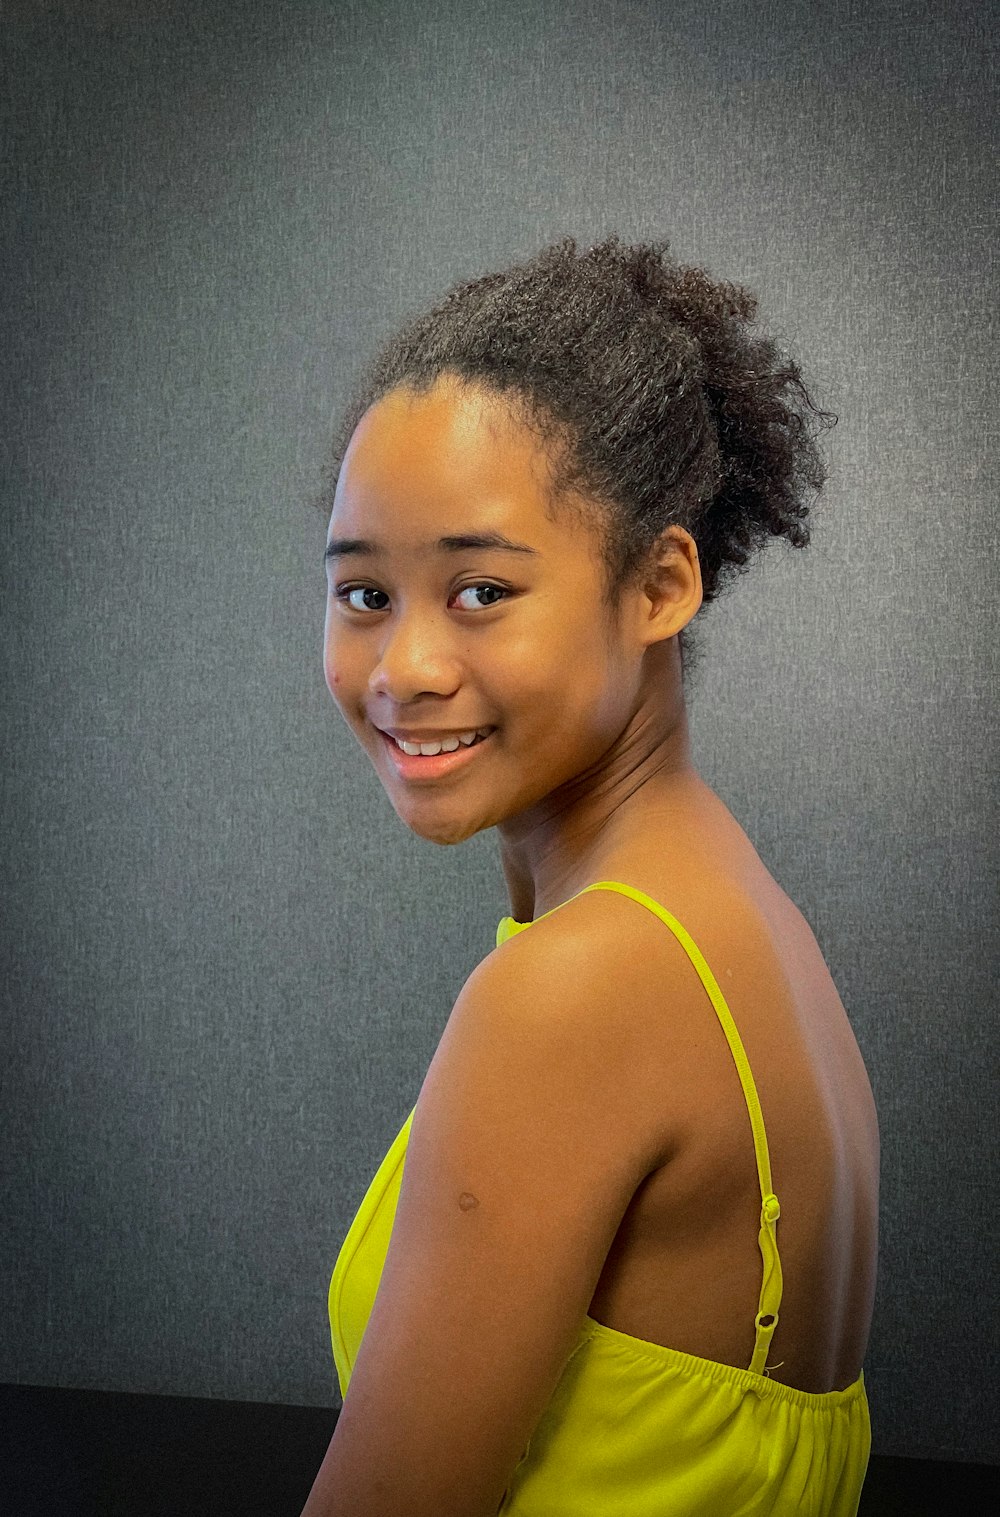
328;881;872;1515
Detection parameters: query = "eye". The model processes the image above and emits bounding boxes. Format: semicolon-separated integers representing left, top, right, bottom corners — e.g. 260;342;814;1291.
335;585;390;613
453;583;508;611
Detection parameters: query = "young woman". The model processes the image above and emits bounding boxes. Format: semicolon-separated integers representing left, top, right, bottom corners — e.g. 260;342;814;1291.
303;236;880;1516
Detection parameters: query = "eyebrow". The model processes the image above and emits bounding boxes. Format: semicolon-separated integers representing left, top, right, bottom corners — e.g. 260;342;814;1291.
324;531;540;561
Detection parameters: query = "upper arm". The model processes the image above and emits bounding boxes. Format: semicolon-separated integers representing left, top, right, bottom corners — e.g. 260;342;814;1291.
302;903;672;1517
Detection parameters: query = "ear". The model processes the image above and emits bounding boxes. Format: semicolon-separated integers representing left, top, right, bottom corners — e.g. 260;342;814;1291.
636;525;703;646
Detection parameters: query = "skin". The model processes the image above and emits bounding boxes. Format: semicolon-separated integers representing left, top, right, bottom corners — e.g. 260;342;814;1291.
323;371;713;919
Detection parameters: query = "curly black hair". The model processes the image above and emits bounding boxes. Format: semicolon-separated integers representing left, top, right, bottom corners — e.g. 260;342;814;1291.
324;234;835;683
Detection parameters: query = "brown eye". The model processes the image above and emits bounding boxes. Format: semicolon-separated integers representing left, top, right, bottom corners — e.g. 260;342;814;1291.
336;586;389;612
453;584;509;610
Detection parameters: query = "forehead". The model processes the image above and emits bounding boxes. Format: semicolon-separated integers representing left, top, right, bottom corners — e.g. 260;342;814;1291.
332;377;562;539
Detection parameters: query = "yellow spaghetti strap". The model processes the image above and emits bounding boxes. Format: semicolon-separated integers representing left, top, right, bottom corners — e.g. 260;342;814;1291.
564;881;785;1378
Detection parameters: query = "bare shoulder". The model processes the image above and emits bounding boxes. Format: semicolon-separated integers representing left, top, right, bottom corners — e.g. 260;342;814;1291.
483;878;754;1162
491;865;770;1015
489;857;875;1150
488;877;735;1033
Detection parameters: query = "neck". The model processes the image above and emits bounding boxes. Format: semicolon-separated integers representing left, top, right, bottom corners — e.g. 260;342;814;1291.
496;695;705;925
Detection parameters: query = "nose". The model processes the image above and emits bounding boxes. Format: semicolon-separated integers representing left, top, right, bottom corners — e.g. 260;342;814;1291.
366;610;463;701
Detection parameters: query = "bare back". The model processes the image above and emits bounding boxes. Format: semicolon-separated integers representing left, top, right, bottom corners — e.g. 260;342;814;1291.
576;805;880;1395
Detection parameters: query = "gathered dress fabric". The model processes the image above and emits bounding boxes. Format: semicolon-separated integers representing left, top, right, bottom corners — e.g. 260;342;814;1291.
329;881;871;1515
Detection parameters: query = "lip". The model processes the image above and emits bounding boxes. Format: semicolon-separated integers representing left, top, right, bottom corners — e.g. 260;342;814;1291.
377;726;494;780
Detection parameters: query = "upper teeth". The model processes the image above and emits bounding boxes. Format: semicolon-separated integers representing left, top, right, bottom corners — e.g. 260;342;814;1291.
393;726;492;756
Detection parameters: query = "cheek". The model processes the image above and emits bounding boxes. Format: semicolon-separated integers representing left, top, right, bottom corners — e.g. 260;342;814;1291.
324;658;360;714
323;624;355;703
508;638;611;739
322;639;338;694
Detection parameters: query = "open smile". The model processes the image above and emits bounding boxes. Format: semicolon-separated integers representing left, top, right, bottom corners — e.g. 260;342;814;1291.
378;726;495;780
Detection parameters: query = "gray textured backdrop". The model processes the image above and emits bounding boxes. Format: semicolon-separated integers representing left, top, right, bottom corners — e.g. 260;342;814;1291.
2;0;997;1466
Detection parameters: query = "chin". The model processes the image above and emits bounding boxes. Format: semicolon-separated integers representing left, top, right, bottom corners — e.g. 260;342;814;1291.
389;800;495;847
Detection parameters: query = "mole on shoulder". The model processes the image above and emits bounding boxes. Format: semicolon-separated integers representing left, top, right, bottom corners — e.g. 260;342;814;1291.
458;1192;479;1211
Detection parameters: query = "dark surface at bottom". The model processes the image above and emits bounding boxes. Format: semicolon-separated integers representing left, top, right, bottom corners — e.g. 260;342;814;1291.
1;1382;997;1516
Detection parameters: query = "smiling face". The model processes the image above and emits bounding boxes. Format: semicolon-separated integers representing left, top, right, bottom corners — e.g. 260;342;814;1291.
323;373;689;848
